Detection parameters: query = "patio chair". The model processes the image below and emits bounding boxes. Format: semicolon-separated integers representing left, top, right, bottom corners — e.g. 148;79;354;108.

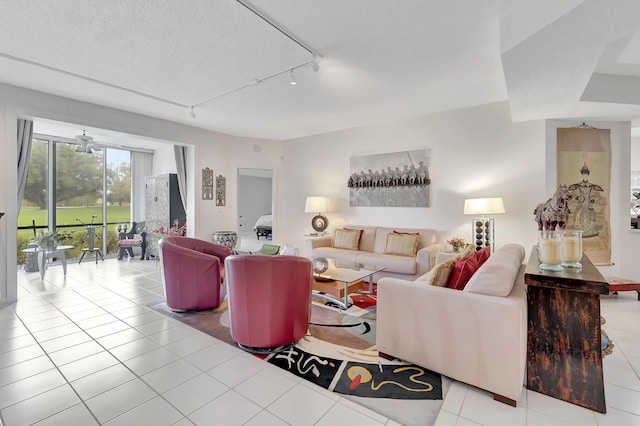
117;221;147;260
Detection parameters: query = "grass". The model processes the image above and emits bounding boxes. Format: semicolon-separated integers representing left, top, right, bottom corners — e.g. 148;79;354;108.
18;205;131;228
17;205;132;263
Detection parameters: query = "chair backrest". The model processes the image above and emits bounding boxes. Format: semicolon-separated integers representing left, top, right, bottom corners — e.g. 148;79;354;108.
225;255;312;348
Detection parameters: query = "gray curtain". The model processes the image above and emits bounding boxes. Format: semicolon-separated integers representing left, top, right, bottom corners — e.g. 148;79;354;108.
174;145;187;212
17;119;34;212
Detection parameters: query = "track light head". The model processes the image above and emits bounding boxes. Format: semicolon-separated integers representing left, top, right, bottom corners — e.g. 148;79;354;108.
189;106;196;118
290;70;297;85
311;61;320;72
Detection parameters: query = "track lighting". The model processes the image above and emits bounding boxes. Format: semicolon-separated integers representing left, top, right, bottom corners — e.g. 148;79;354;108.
189;106;196;118
290;69;297;85
311;61;320;72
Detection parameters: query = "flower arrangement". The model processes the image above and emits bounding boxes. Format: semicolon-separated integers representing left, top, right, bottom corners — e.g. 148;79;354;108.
447;236;466;252
152;219;187;237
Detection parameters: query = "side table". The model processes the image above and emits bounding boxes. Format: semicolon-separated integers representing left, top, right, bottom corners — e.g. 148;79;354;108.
524;247;609;413
435;251;459;264
22;245;74;280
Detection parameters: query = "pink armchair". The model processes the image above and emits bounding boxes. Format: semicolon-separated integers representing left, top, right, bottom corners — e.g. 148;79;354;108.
225;255;313;350
159;236;232;311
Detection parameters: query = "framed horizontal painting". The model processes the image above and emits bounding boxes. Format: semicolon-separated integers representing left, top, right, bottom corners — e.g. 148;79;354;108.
348;149;431;207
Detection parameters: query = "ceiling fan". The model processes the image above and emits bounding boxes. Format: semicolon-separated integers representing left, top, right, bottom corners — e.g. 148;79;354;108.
74;130;103;153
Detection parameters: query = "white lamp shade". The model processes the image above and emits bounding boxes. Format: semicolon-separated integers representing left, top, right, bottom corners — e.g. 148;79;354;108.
463;197;505;215
304;196;328;213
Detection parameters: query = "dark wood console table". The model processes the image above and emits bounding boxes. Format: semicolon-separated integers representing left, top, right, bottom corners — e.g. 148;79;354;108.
524;247;609;413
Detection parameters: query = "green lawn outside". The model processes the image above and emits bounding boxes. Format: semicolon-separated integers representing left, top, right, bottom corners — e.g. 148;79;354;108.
17;205;132;263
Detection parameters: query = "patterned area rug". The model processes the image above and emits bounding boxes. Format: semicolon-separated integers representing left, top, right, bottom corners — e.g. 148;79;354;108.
147;297;448;426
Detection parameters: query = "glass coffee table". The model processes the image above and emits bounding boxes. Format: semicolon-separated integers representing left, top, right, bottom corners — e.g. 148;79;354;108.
311;257;385;309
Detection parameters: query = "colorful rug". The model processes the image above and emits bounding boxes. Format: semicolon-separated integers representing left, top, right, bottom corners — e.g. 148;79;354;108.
147;298;448;426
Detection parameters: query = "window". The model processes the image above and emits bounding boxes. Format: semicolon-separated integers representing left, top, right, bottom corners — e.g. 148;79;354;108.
18;137;133;262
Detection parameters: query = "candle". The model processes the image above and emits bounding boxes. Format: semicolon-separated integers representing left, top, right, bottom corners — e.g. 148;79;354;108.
562;236;582;262
539;238;562;264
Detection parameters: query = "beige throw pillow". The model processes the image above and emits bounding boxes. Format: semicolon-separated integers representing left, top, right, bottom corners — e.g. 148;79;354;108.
383;233;419;257
421;256;460;286
333;228;361;250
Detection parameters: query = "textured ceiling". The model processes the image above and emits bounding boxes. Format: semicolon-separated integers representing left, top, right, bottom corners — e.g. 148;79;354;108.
3;0;640;143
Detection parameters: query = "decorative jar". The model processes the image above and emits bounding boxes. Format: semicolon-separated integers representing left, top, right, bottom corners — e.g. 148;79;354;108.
211;231;238;249
538;230;563;272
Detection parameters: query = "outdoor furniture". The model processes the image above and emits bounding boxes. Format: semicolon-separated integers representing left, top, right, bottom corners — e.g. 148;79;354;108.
158;236;231;311
22;245;74;280
225;255;312;350
117;221;147;260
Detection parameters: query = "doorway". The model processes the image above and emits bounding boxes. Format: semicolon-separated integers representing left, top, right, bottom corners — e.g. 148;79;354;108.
237;168;274;251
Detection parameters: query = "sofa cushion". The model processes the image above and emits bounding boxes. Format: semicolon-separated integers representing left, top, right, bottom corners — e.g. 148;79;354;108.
423;255;460;286
373;227;437;254
333;228;361;250
355;252;417;275
313;247;360;264
340;225;377;252
383;233;419;257
448;247;491;290
464;244;525;296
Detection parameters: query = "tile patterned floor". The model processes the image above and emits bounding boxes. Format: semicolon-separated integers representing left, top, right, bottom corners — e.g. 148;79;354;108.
0;257;638;425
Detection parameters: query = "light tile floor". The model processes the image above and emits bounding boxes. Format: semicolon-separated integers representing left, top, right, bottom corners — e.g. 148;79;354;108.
0;258;638;425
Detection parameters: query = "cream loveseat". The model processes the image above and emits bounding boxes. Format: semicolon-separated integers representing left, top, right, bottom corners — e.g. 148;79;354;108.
376;243;527;406
305;225;442;282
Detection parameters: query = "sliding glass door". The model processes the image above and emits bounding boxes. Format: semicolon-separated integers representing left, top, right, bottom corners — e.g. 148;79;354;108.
18;137;132;263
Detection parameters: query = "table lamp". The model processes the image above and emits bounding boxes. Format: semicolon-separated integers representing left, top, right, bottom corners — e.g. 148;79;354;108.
463;197;505;252
305;196;329;233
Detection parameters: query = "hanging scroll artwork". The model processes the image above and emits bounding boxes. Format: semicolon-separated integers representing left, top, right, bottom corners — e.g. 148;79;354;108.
557;127;611;265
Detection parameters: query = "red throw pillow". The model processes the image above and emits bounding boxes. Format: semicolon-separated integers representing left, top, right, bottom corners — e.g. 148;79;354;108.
448;247;491;290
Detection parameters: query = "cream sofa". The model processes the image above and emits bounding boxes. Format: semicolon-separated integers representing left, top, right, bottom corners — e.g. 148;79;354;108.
376;244;527;406
305;225;442;281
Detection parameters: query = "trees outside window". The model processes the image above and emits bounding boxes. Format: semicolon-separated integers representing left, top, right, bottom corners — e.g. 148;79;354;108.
18;139;132;263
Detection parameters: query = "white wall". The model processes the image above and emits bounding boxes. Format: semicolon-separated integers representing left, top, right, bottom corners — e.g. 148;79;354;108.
0;83;282;303
278;102;547;256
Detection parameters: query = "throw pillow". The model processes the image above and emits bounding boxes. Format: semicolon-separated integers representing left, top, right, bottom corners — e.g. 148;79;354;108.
333;228;361;250
343;227;364;242
424;255;460;286
383;233;419;257
448;247;491;290
464;244;525;296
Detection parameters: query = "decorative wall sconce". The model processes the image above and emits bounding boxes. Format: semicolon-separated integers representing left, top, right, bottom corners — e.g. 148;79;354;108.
216;175;226;206
202;167;213;200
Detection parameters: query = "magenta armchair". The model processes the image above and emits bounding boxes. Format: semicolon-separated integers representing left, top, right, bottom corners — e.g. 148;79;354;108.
159;236;232;311
225;255;313;350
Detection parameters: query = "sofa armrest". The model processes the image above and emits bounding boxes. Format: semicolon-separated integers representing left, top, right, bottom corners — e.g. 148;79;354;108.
416;243;442;274
304;235;332;256
376;276;527;401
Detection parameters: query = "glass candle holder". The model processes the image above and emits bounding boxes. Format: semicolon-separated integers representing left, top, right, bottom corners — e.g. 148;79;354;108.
561;229;583;268
538;230;563;272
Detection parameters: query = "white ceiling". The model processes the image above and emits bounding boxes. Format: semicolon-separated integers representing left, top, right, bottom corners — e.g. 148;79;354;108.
4;0;640;144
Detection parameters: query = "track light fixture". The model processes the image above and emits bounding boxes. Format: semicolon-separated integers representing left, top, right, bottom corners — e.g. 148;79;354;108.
311;61;320;72
290;69;297;85
189;106;196;118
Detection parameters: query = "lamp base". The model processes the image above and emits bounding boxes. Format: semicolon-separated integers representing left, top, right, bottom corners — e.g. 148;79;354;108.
471;218;495;252
312;214;329;232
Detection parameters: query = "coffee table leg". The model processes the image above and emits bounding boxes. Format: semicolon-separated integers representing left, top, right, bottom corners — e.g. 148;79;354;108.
356;273;376;295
